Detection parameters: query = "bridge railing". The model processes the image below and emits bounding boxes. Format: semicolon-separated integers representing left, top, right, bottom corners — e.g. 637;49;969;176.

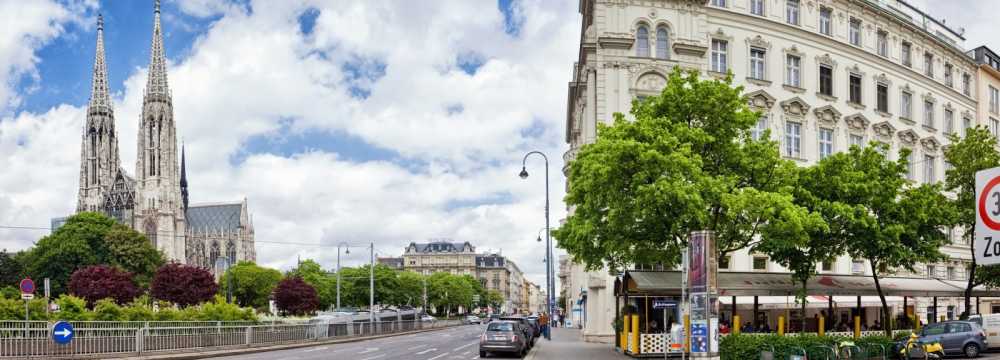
0;319;462;358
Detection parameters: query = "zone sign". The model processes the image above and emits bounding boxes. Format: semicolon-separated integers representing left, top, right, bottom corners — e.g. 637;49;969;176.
976;167;1000;265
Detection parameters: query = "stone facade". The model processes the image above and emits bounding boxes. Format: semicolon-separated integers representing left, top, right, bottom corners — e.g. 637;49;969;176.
564;0;984;341
72;2;255;271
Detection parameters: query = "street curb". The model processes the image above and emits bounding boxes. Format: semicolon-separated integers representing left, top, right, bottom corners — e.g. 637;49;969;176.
525;338;544;360
83;324;464;360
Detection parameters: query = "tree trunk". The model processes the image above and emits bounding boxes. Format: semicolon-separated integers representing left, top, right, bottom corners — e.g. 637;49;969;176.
801;280;808;334
871;262;892;337
963;240;977;319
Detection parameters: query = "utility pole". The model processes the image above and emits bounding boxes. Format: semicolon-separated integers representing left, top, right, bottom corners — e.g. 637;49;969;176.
423;276;428;314
369;242;375;324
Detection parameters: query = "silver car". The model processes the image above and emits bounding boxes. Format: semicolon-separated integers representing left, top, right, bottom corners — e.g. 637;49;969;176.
479;321;527;358
465;315;482;324
917;321;987;358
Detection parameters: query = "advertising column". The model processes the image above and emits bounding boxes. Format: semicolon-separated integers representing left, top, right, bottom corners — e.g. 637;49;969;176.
688;231;719;358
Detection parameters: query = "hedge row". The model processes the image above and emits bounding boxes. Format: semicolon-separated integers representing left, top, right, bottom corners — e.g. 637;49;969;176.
0;294;257;322
720;334;896;360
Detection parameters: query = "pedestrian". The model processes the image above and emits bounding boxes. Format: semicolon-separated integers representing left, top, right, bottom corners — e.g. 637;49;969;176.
540;312;551;340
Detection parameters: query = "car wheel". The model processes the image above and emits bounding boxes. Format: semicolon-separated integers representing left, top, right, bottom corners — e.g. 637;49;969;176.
480;350;487;358
964;343;980;358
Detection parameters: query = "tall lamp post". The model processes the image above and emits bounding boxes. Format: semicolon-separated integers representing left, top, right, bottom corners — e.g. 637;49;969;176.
519;150;554;339
369;242;375;324
336;242;351;311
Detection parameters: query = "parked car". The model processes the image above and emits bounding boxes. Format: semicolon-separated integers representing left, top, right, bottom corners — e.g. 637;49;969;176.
970;314;1000;349
896;320;987;358
524;316;541;338
466;315;482;324
479;321;528;358
489;314;501;323
421;314;436;322
499;316;536;347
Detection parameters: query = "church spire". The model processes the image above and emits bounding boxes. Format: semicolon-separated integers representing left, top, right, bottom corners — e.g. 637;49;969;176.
181;142;189;211
145;0;169;98
88;13;111;111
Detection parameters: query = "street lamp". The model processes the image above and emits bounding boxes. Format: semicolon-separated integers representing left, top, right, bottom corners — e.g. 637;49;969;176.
336;242;351;311
519;150;555;339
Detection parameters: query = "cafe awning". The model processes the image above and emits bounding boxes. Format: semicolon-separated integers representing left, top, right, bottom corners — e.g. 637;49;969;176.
621;271;1000;297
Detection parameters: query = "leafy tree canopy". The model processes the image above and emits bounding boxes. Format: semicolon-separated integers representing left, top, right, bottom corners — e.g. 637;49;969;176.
68;265;141;306
151;263;218;307
274;276;319;316
221;261;283;310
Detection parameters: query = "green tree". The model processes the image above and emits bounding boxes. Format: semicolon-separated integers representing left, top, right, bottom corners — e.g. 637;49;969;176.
427;272;475;316
554;68;811;271
221;261;283;310
287;260;336;310
0;249;26;287
804;144;955;335
943;126;1000;318
338;264;401;308
395;271;426;307
486;290;504;310
103;224;165;286
25;232;97;296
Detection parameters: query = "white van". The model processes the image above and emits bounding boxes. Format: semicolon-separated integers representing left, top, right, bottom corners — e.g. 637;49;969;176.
969;314;1000;348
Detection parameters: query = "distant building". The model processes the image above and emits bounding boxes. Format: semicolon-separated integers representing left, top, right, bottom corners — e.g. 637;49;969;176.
377;256;404;270
50;217;69;231
402;240;477;276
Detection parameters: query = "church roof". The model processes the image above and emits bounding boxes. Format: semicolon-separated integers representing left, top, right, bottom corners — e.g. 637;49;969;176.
186;202;243;233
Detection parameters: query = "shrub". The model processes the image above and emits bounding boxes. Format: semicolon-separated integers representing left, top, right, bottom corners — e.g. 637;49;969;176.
273;276;319;316
92;299;124;321
151;263;218;307
0;286;20;300
0;298;49;321
720;334;897;360
68;265;141;306
195;296;258;321
55;294;89;321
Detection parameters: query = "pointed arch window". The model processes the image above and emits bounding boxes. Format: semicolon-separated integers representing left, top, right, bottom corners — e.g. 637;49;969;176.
144;221;157;248
636;25;650;57
656;27;669;59
226;240;236;264
210;241;221;267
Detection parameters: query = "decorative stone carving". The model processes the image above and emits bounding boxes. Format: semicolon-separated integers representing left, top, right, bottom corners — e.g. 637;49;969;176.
898;129;919;145
745;90;776;109
584;24;596;42
746;35;771;50
921;137;941;152
874;73;891;85
785;44;805;57
845;114;870;130
635;72;667;92
872;121;895;137
922;92;936;103
816;53;837;67
780;97;811;116
813;105;842;126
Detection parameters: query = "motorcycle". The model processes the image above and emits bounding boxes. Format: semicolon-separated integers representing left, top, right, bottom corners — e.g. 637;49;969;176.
897;333;944;360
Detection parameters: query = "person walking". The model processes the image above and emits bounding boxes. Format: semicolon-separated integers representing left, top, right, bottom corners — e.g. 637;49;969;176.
540;312;551;340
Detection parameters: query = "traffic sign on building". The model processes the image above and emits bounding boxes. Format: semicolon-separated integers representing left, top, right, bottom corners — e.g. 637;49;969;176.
976;167;1000;266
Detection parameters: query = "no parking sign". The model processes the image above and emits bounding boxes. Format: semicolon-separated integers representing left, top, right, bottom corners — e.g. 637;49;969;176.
975;167;1000;265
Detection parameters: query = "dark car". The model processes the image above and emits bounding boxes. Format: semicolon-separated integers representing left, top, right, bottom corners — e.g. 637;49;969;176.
525;316;542;338
500;316;536;347
895;321;987;358
479;321;528;358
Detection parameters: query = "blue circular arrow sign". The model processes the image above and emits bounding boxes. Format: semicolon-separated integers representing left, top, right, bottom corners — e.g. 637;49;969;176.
51;321;74;345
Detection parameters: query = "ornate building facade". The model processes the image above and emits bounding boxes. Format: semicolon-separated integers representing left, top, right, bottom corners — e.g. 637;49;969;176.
563;0;985;342
74;1;255;270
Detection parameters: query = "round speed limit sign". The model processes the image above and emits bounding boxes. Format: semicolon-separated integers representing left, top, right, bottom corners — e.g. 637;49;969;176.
976;167;1000;265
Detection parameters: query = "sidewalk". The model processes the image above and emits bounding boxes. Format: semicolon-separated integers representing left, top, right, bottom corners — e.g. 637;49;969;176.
526;327;626;360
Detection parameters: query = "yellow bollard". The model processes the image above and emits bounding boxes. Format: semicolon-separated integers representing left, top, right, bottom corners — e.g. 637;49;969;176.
733;315;741;335
940;315;946;322
778;315;785;336
854;316;861;339
622;315;630;351
818;316;825;337
684;315;690;352
631;314;640;355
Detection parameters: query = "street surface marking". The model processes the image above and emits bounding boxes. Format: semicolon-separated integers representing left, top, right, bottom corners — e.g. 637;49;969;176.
416;348;437;355
461;350;471;355
358;347;380;354
454;343;475;351
410;344;429;350
361;355;386;360
302;346;328;352
428;353;450;360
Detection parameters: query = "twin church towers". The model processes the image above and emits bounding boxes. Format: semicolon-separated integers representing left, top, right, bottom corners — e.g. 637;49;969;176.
74;1;255;270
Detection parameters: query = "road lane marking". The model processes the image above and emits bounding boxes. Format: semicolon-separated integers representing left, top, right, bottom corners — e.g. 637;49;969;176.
453;343;475;351
302;346;328;353
416;348;437;355
428;353;450;360
461;350;470;355
410;344;429;350
361;355;386;360
358;348;380;354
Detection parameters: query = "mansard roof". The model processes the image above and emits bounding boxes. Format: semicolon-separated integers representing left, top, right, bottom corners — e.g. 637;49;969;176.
476;254;506;268
186;202;243;233
406;241;474;254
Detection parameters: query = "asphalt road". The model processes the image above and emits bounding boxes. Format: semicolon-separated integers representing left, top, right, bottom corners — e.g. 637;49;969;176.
211;324;505;360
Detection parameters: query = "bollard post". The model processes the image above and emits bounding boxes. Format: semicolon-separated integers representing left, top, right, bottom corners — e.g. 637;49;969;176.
622;315;630;351
631;314;639;355
684;314;690;352
778;315;785;336
854;316;860;339
818;316;825;337
245;326;252;346
733;315;741;335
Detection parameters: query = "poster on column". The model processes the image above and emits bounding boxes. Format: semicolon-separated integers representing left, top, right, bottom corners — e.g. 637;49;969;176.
690;320;708;353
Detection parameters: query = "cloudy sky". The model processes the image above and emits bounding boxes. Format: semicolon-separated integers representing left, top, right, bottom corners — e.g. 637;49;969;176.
0;0;997;288
0;0;579;287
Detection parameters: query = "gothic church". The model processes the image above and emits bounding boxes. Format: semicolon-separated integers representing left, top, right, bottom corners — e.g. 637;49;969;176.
75;2;255;270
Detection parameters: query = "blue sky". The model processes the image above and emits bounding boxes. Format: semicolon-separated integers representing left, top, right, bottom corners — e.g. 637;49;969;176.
0;0;577;284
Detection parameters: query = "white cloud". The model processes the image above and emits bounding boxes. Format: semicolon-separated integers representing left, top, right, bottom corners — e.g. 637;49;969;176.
0;0;578;288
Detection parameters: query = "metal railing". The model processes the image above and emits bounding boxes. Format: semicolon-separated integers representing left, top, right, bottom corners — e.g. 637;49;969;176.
0;319;461;358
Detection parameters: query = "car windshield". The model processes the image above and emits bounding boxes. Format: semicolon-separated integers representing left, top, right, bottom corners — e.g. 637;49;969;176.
488;322;514;332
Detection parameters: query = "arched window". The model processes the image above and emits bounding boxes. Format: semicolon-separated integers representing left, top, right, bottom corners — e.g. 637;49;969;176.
144;220;157;248
656;27;669;59
636;25;650;57
210;241;221;267
89;129;97;157
226;240;236;264
148;121;154;147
